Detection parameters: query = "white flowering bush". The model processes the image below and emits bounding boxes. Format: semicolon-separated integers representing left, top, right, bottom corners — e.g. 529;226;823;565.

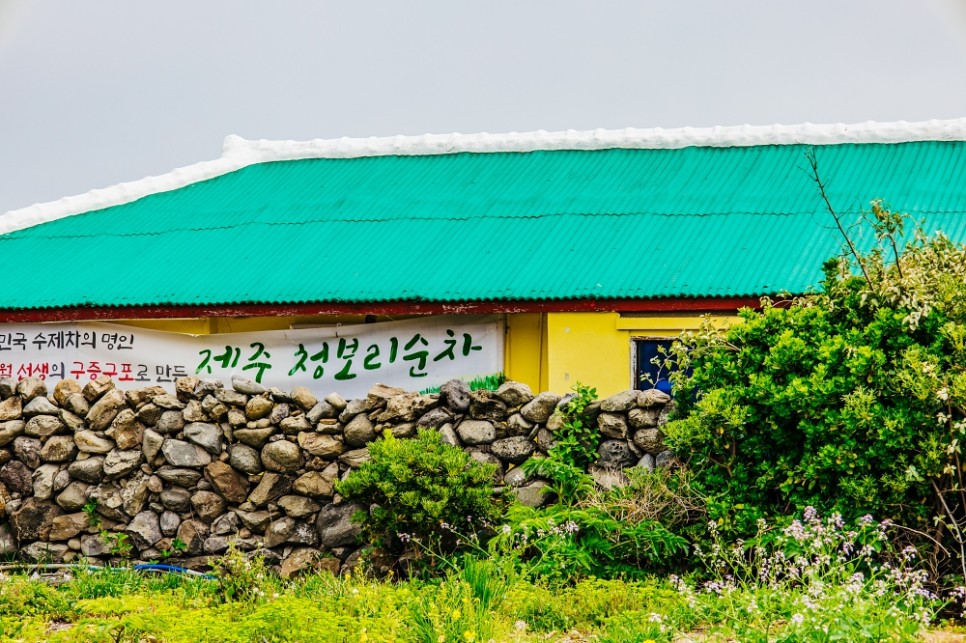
666;509;955;641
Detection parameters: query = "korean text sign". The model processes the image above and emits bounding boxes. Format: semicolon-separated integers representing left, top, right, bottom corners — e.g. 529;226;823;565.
0;316;504;398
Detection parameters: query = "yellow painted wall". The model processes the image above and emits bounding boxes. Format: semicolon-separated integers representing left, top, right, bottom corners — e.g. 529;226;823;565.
112;311;737;398
542;312;738;397
503;313;544;392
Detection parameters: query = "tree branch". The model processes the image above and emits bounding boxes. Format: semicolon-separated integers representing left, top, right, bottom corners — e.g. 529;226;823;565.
805;148;874;290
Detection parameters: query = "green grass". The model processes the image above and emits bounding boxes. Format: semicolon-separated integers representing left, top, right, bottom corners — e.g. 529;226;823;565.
0;563;958;642
420;372;506;395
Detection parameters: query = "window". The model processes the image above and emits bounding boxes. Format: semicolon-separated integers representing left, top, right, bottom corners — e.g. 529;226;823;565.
634;338;675;395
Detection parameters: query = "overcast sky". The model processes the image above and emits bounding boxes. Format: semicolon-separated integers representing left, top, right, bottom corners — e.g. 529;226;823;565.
2;0;966;214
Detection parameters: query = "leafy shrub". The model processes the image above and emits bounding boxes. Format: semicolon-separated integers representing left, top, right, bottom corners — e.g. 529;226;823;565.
491;499;689;583
520;456;596;506
492;464;691;582
547;382;599;469
663;202;966;564
335;429;507;567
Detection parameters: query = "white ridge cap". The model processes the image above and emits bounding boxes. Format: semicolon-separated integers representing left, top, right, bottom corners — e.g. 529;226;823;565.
4;118;966;236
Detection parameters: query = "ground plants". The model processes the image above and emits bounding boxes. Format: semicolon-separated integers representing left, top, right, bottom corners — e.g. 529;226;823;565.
670;508;946;642
493;463;692;582
0;550;961;642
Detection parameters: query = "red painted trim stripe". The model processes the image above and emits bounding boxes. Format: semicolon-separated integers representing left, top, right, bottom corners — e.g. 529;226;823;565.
0;297;762;323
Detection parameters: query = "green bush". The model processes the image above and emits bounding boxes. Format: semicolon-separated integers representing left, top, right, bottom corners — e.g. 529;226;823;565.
547;382;599;469
662;202;966;562
493;464;692;582
335;429;507;568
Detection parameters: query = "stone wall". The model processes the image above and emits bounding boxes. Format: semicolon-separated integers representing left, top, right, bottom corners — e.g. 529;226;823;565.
0;375;674;576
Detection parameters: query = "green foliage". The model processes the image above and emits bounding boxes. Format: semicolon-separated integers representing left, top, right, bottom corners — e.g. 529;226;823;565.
335;429;507;566
492;465;693;583
409;571;498;643
0;574;76;619
547;383;599;469
157;537;188;561
0;559;958;642
67;567;149;600
82;498;101;529
520;457;596;505
598;612;674;643
663;204;966;555
490;501;689;583
211;546;282;604
502;578;684;636
99;531;133;558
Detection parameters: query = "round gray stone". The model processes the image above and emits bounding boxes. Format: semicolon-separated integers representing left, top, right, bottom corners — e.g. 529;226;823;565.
520;393;563;423
261;440;302;473
343;414;376;448
184;422;224;455
67;457;105;484
489;436;537;464
600;390;639;412
655;450;676;468
22;396;60;417
632;428;666;454
102;449;143;478
190;490;226;523
161;440;212;468
597;413;629;440
40;435;78;463
74;430;115;454
0;421;25;447
160;487;192;512
455;419;496;445
597;439;635;469
13;436;41;468
127;510;162;550
25;415;65;438
228;443;263;474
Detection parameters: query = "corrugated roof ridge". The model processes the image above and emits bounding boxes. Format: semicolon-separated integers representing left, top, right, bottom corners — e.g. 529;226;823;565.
225;118;966;160
3;117;966;236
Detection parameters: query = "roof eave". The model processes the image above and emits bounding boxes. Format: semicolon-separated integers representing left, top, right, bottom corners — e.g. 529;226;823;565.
0;297;765;323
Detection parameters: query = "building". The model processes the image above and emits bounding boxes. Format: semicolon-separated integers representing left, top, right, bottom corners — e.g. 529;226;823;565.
2;119;966;397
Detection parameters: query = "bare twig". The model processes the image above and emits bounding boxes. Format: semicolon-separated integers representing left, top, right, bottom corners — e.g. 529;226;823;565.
931;479;966;580
805;148;874;290
890;522;951;558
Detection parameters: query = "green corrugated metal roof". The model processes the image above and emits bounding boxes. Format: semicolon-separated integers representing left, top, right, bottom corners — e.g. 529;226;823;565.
3;140;966;310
